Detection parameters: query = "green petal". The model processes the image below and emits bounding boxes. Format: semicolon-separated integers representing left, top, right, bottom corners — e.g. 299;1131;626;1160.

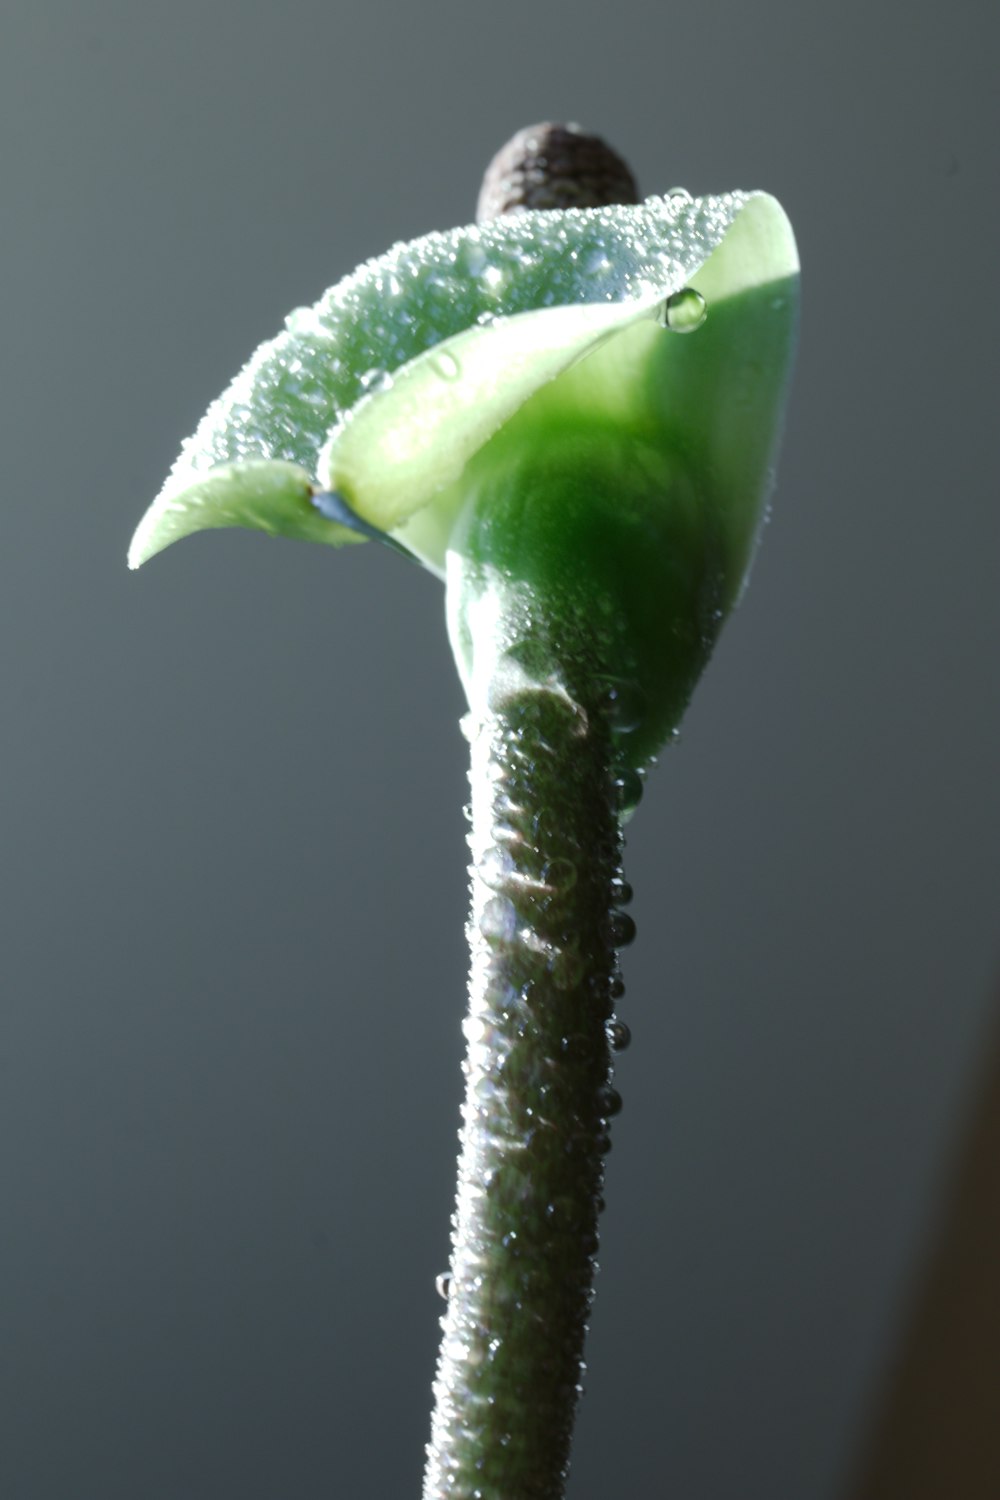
129;191;794;567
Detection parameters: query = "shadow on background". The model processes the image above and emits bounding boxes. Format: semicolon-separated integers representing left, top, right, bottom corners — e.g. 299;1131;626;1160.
847;989;1000;1500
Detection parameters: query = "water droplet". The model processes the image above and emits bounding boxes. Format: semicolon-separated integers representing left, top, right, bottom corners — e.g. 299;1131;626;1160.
596;1133;613;1155
610;877;633;906
463;242;488;277
597;677;646;734
609;975;625;1001
542;856;577;893
478;845;515;891
549;945;585;992
431;349;461;380
444;1333;472;1365
607;910;637;947
658;286;707;333
545;1195;578;1225
435;1272;451;1299
667;186;693;203
580;1229;600;1256
582;246;613;276
462;1015;489;1044
614;769;644;816
599;1087;623;1118
459;712;476;742
608;1018;632;1051
480;897;517;944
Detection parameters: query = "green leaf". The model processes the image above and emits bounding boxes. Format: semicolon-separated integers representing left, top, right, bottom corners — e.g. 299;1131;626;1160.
127;459;359;569
128;191;796;569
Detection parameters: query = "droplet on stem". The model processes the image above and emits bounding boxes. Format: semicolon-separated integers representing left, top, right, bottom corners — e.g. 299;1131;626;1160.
478;845;516;891
613;768;644;817
596;676;646;734
606;910;637;947
542;856;577;893
480;896;517;943
608;1018;632;1051
599;1087;623;1118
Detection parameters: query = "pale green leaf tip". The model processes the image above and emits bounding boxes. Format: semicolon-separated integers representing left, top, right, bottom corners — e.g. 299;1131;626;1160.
127;459;360;569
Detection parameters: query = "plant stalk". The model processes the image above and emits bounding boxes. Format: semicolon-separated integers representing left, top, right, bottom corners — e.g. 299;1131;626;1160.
423;598;632;1500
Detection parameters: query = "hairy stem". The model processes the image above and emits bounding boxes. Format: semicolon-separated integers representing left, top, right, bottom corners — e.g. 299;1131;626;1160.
423;611;633;1500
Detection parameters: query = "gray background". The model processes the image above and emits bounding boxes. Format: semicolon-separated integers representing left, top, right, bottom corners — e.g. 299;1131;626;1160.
2;1;997;1497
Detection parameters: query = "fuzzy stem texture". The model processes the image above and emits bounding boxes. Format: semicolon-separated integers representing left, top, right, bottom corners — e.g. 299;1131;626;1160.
423;608;631;1500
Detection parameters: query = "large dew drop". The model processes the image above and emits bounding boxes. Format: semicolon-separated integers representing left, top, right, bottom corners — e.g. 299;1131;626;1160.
658;286;707;333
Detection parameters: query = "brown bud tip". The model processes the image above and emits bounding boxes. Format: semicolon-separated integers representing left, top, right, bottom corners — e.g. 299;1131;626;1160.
476;122;640;223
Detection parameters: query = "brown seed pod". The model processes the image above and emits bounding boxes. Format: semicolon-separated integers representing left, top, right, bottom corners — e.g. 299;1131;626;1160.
476;122;640;223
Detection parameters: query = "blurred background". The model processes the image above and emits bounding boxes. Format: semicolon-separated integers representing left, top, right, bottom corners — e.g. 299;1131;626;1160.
2;1;997;1496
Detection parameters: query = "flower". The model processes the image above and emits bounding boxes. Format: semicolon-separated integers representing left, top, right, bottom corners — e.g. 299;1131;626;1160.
129;189;798;765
